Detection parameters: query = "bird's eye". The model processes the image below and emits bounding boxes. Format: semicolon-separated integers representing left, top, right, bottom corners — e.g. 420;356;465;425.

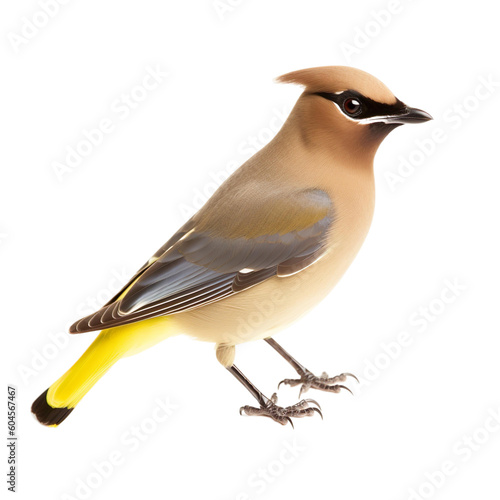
343;97;362;116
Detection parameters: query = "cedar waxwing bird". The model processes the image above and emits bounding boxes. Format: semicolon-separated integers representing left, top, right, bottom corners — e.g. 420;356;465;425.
32;66;432;427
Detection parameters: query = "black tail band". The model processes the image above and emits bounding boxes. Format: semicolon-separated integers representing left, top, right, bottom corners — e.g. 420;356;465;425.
31;389;74;426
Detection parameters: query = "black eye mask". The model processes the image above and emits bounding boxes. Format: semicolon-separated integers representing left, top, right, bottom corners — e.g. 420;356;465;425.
313;90;407;121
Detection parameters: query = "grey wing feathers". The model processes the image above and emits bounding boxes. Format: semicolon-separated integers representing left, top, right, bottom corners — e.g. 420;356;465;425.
69;189;333;333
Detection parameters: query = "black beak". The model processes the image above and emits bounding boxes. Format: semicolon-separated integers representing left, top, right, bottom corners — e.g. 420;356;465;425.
385;106;433;124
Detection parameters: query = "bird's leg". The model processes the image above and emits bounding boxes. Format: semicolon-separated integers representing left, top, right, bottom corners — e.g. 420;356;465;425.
227;365;322;427
265;338;358;398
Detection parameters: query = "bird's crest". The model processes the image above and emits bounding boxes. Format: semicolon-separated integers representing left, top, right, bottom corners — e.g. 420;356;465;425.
276;66;397;105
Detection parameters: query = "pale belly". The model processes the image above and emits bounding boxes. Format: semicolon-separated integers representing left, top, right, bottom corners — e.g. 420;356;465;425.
169;231;367;346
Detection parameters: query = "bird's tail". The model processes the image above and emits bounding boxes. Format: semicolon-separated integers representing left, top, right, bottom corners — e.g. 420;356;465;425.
31;328;124;426
32;317;174;426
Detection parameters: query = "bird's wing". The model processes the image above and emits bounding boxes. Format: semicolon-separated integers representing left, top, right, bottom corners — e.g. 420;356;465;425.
70;188;333;333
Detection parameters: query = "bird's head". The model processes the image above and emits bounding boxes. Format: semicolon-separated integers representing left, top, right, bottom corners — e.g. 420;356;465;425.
277;66;432;162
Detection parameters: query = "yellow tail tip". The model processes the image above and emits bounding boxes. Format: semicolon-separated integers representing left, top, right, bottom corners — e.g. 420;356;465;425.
32;389;74;427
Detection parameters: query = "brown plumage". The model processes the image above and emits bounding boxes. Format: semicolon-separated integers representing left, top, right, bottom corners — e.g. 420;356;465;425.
33;66;432;427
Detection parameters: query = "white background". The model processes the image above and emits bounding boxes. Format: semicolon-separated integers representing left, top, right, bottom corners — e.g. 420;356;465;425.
2;1;500;499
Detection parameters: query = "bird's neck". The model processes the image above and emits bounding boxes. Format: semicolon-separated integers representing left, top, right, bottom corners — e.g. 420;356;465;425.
267;97;378;192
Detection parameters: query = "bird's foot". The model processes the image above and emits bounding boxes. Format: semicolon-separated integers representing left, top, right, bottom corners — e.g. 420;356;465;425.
239;393;322;427
278;370;359;398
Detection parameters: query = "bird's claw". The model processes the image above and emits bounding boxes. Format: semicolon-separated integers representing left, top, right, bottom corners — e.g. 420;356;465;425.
278;370;358;398
239;393;323;427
